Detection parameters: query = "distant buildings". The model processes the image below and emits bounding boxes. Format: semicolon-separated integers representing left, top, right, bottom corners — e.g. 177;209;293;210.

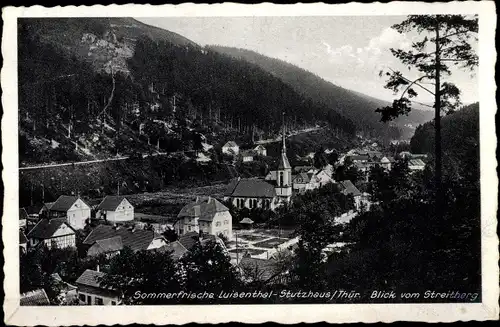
40;195;91;230
338;180;362;211
408;158;426;171
96;195;134;223
27;218;76;250
253;144;267;156
176;196;233;240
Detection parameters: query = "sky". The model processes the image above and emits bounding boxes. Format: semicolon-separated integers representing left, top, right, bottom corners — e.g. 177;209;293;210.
136;16;478;106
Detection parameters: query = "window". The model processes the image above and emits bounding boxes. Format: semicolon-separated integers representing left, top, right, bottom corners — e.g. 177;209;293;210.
79;293;86;302
86;295;91;305
95;297;103;305
111;301;116;305
249;200;253;208
216;222;221;227
279;172;284;186
224;220;228;225
188;226;191;231
253;199;257;208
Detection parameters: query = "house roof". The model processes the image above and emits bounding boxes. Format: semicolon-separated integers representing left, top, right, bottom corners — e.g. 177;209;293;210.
178;196;229;222
409;159;426;167
226;178;275;198
27;218;74;239
20;289;50;306
75;269;109;289
293;166;314;173
239;257;281;281
348;155;370;161
241;149;256;157
49;195;84;212
87;236;123;256
156;241;189;260
83;224;157;252
97;196;129;211
43;202;55;210
339;180;362;197
293;172;311;184
223;141;238;148
224;178;240;196
20;230;28;244
23;205;43;215
254;145;266;150
239;217;254;224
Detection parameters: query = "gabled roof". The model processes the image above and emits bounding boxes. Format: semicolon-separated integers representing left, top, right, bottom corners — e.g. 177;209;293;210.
83;224;157;252
27;218;74;239
50;195;86;212
75;269;112;290
293;172;311;184
254;145;266;150
43;202;55;210
97;196;130;211
177;196;229;222
87;236;123;256
339;180;362;197
20;289;50;306
156;241;189;260
20;230;28;244
223;141;238;148
226;178;275;198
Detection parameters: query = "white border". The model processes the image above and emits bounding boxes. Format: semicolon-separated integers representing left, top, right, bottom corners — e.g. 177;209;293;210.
2;2;498;325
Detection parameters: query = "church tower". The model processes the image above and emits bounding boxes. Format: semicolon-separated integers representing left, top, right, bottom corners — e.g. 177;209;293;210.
275;112;292;203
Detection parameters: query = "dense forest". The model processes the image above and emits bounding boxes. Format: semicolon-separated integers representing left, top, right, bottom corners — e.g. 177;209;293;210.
210;46;434;138
18;18;356;165
410;102;479;180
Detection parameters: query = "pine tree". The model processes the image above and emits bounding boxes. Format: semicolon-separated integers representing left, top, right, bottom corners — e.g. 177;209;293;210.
376;15;478;207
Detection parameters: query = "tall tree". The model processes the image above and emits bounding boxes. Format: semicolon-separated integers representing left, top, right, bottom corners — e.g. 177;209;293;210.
376;15;478;206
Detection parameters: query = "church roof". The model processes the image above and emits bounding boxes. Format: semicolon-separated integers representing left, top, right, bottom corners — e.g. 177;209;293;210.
226;178;275;198
277;152;291;169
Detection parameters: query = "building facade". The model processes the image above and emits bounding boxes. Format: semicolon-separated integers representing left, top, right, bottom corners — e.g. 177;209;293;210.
96;196;134;223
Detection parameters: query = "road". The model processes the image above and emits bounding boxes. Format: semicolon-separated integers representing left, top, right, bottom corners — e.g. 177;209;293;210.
254;126;323;145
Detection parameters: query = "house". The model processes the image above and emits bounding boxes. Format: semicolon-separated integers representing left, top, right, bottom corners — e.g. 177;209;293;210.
315;169;334;186
346;154;370;163
380;156;395;171
176;196;233;239
155;240;189;260
338;180;362;211
75;269;120;305
408;158;426;171
20;230;28;254
224;178;277;210
96;196;134;223
292;172;320;194
20;289;50;306
40;195;91;230
253;144;267;156
240;150;255;162
222;141;239;155
26;218;76;250
51;273;78;305
83;224;167;255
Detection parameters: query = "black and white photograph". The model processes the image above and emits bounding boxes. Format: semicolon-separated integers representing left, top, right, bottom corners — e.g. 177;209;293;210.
2;2;498;325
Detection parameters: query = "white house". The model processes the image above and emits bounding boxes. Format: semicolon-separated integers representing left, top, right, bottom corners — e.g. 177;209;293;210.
380;156;395;171
240;150;255;162
27;218;76;250
96;196;134;223
40;195;91;230
222;141;239;155
315;169;334;186
292;173;320;194
176;196;233;240
76;269;121;305
253;144;267;156
408;158;426;172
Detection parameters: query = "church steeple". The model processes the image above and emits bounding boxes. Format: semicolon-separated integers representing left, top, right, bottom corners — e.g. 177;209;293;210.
282;111;286;154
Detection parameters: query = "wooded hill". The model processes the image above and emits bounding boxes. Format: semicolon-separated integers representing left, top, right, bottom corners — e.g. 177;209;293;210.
210;46;434;138
19;18;358;164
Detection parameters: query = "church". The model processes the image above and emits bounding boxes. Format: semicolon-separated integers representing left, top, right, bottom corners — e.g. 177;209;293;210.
224;116;292;210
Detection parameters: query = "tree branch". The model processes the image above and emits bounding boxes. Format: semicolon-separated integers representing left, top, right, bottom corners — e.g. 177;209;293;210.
400;75;435;99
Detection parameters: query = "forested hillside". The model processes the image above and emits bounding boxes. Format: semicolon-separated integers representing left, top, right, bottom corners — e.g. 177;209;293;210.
410;102;479;180
18;18;356;165
210;46;434;138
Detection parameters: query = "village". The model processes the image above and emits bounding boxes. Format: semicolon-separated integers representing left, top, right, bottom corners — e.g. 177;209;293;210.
19;120;428;306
